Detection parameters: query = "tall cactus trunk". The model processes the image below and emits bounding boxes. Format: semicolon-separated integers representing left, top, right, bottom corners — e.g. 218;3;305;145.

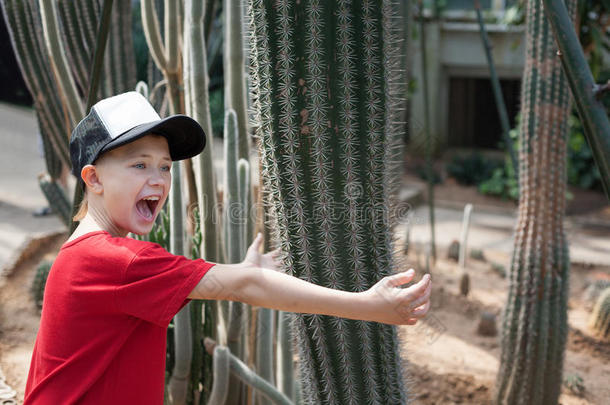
494;0;576;404
248;1;406;403
224;0;250;162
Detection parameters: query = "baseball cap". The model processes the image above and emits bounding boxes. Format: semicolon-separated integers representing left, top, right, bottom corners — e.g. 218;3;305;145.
69;91;206;177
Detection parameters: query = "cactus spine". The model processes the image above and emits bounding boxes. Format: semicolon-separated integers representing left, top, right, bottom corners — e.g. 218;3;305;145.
494;1;577;404
589;288;610;340
248;0;406;403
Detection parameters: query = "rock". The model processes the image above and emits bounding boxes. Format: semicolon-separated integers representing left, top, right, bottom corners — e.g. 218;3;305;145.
477;311;498;337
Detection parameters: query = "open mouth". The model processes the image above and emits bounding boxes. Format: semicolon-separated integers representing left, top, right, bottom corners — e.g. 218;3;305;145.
136;196;160;221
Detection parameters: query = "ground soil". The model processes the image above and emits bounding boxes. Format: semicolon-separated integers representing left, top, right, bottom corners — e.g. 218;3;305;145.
400;246;610;405
1;234;609;404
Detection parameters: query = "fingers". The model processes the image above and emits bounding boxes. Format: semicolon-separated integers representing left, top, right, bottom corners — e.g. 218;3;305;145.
386;269;416;287
403;273;431;297
407;280;432;312
249;232;263;252
410;300;431;319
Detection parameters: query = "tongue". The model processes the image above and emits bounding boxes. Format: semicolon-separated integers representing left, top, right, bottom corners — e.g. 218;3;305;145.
136;200;153;219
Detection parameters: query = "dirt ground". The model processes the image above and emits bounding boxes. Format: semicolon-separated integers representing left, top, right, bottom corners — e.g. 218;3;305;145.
1;234;609;404
400;246;610;405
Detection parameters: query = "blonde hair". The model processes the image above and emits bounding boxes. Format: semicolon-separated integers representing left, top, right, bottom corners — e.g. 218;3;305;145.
73;191;88;222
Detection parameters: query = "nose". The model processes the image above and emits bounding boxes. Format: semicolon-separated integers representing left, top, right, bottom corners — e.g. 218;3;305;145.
148;168;167;187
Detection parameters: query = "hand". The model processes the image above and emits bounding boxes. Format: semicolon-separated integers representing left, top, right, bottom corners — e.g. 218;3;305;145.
242;233;282;271
363;269;431;325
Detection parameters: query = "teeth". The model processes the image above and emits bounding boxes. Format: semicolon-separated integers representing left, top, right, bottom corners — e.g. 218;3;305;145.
142;196;159;201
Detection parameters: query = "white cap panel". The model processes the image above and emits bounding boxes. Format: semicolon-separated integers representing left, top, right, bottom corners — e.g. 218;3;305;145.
93;92;161;139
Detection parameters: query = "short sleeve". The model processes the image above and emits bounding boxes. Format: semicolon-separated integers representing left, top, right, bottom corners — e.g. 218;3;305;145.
115;243;214;327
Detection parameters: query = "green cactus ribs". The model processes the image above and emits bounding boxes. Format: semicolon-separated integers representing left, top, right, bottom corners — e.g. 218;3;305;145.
494;0;577;404
248;0;406;403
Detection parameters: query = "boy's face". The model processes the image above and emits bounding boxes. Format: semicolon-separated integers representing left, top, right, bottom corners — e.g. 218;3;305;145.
92;134;171;236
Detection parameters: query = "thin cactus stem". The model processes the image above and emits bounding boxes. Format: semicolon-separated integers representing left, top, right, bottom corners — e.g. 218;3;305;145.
224;110;248;405
541;0;610;200
255;307;275;405
275;311;294;399
458;203;473;271
418;1;436;263
206;345;230;405
85;0;114;110
38;0;84;124
474;0;519;181
141;0;167;71
223;0;250;162
205;339;294;405
168;161;192;405
183;0;222;262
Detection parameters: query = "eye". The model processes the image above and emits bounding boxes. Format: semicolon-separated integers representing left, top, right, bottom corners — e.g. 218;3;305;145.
133;163;145;169
161;165;171;172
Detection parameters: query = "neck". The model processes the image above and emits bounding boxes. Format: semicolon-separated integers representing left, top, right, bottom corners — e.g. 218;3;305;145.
69;206;127;240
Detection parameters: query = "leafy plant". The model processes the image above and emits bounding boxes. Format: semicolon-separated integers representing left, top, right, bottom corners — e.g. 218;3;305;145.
478;159;519;201
446;153;503;186
567;114;603;190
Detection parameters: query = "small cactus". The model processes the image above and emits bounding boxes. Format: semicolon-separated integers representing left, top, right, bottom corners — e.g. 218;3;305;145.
459;272;470;297
38;174;71;226
31;260;53;310
477;311;497;337
588;287;610;340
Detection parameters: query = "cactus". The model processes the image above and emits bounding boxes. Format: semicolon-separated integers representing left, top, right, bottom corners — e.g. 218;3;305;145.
39;0;84;124
168;160;193;405
38;174;71;226
223;0;250;162
204;339;294;405
2;0;136;229
207;345;231;405
224;110;248;405
31;260;53;310
589;288;610;340
275;311;295;399
494;1;577;404
248;0;406;403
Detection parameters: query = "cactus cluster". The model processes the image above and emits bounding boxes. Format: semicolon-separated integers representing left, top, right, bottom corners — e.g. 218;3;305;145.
1;0;136;226
494;0;577;404
248;0;406;403
589;287;610;340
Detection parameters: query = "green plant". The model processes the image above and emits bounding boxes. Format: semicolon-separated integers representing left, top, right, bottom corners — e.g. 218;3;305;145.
478;159;519;201
567;114;603;190
31;260;53;310
249;0;407;402
494;0;575;403
588;287;610;340
446;153;503;186
38;174;72;226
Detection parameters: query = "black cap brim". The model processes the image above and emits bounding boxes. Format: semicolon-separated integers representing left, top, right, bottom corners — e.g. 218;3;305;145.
98;114;206;161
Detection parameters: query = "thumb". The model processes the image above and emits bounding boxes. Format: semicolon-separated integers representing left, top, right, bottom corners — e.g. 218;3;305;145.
386;269;416;287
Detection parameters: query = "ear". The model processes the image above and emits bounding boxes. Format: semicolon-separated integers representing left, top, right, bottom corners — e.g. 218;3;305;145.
81;165;103;194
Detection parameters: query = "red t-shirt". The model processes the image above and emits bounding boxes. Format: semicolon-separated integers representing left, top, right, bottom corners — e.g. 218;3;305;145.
24;231;214;405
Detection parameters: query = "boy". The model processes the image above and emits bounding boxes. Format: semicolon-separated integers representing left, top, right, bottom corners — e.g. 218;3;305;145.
24;92;431;404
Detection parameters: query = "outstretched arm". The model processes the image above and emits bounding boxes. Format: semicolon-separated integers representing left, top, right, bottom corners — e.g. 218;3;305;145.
188;234;431;326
